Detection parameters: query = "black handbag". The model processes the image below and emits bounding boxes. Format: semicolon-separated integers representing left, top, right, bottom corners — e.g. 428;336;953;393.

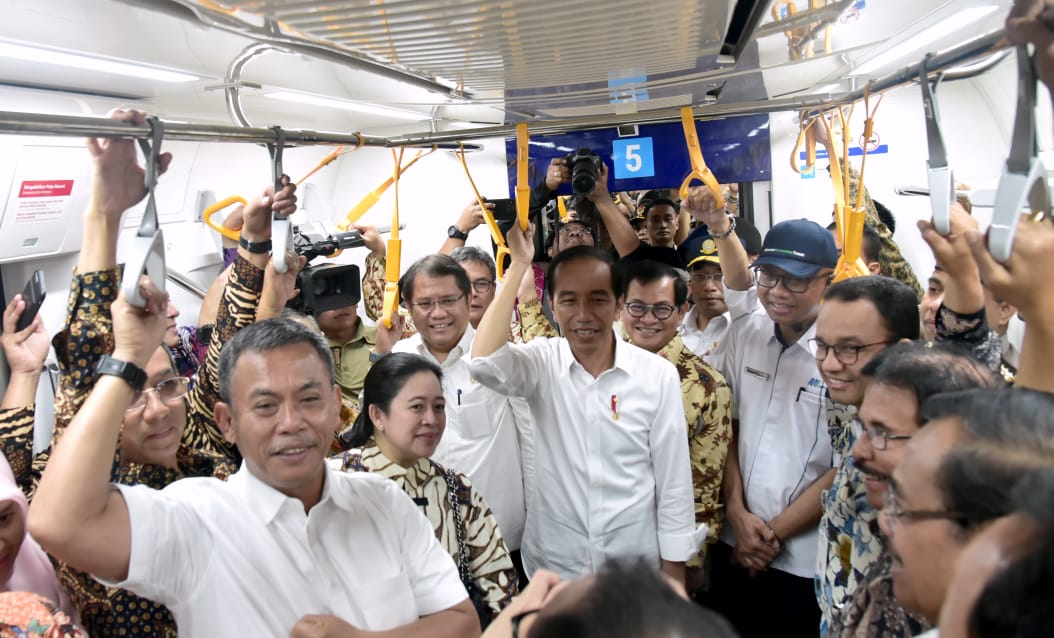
442;467;493;629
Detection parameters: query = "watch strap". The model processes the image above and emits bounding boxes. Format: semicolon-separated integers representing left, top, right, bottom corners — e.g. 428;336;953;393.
447;225;469;241
96;355;148;392
239;236;273;254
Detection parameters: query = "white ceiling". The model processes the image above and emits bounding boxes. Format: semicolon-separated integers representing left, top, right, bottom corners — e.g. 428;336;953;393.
0;0;1014;135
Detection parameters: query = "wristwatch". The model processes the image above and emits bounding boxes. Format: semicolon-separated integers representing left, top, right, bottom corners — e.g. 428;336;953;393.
239;236;273;254
96;355;148;392
447;225;469;241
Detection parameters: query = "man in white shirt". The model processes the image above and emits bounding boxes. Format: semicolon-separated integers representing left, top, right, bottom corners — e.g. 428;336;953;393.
679;233;732;361
31;261;476;636
373;253;527;553
470;228;699;585
693;210;840;637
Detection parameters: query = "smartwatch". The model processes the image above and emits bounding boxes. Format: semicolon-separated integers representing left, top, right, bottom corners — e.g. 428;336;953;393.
239;236;273;254
447;225;469;241
96;355;148;392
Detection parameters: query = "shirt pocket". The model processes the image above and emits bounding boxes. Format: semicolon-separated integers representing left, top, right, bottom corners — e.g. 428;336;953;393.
451;389;499;440
344;570;418;630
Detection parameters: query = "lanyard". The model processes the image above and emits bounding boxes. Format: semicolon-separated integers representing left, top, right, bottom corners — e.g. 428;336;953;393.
678;106;725;206
455;144;512;281
920;54;954;235
380;149;405;329
122;116;167;308
990;46;1051;262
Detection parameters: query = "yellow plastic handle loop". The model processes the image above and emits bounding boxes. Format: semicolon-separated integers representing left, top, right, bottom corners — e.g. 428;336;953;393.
678;107;726;207
515;123;530;231
791;115;818;175
557;196;569;222
381;149;405;329
336;148;435;232
203;195;247;241
456;144;512;282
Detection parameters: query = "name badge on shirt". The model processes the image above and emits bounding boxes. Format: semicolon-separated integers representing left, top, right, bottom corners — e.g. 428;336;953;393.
745;366;770;381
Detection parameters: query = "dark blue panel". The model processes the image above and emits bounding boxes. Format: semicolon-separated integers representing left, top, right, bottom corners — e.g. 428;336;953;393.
505;114;771;195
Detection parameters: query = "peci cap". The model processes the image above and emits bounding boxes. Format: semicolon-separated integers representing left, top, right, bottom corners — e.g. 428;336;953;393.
752;218;839;279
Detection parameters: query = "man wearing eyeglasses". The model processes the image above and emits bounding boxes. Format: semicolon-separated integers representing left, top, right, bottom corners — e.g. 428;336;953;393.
378;254;527;558
810;276;920;635
695;214;839;637
620;260;732;594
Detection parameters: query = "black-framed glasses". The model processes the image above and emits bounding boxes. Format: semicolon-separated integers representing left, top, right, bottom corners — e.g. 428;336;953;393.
810;339;893;365
511;609;540;638
470;279;495;294
754;268;824;294
859;425;913;451
623;301;676;320
409;293;466;313
881;485;968;529
126;376;190;413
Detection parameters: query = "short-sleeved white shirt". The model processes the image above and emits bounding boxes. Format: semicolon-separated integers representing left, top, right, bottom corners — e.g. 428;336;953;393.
104;465;467;637
469;336;700;580
393;325;528;550
680;306;731;361
709;286;834;578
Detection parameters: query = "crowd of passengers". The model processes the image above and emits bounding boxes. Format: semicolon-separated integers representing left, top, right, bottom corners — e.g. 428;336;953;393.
1;7;1054;638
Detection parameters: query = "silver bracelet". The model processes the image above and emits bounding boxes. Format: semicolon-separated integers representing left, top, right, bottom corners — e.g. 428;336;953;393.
713;214;737;240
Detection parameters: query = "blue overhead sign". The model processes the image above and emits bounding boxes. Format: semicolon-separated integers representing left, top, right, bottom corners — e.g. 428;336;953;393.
505;114;771;195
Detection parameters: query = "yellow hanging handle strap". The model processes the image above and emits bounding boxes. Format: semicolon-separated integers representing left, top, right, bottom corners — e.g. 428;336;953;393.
515;123;530;231
791;114;818;174
336;147;435;232
456;144;512;282
203;141;361;241
679;107;726;207
381;149;405;329
557;196;569;221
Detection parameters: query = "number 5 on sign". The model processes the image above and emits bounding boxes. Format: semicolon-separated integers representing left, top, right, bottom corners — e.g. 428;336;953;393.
613;138;655;179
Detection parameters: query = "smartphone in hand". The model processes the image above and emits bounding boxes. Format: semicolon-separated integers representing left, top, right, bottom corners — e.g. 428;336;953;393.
15;270;46;332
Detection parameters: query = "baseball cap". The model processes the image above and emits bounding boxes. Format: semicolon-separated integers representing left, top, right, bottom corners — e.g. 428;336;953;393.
751;219;839;279
629;215;646;229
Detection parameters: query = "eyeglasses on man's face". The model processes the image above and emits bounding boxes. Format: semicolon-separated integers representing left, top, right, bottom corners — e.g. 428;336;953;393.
623;301;676;320
126;376;190;413
881;484;967;529
689;272;722;284
754;268;824;294
409;293;466;313
858;425;913;451
810;339;892;365
470;279;495;294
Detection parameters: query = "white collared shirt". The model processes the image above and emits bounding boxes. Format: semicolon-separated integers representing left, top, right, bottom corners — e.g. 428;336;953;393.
680;306;731;362
709;286;834;578
105;465;466;637
469;336;699;580
394;325;528;550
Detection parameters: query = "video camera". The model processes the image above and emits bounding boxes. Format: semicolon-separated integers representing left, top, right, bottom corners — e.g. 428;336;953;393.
285;224;397;315
562;148;603;196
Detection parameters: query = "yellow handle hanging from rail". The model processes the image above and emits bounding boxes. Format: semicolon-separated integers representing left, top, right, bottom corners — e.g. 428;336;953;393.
336;147;436;232
515;123;530;231
791;114;818;175
678;107;726;207
203;143;360;241
456;144;513;282
381;149;405;329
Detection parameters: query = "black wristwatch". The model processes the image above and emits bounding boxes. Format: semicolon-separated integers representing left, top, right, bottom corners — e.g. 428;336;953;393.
96;355;148;392
447;225;469;241
239;236;273;254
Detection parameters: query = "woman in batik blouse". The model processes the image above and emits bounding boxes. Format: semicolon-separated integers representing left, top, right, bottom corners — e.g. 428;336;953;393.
335;353;519;625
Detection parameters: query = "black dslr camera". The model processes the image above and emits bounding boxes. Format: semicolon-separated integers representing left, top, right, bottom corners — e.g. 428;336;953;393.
562;148;603;196
286;224;365;314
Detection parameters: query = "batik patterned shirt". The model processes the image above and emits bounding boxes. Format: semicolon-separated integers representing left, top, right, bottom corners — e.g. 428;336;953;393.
336;442;518;616
830;543;932;638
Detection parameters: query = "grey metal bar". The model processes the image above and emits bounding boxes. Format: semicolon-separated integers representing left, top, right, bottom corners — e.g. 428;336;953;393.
0;111;483;150
166;269;208;300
